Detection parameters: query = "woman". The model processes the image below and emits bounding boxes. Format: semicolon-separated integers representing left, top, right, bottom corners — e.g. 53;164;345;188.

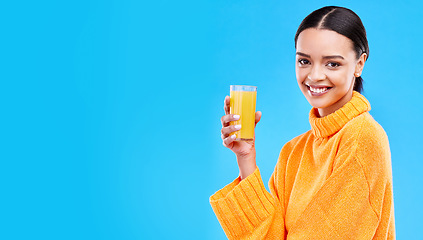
211;6;395;239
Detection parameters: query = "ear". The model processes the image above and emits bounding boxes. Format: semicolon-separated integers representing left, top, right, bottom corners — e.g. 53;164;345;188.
355;53;367;76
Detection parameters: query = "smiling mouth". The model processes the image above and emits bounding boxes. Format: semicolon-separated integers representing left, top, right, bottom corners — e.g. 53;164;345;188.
305;84;332;96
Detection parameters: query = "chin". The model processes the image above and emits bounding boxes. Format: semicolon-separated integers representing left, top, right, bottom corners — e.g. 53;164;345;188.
302;89;336;109
307;98;332;109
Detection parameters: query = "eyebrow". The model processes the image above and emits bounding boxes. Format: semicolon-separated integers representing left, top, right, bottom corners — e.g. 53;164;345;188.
296;52;345;60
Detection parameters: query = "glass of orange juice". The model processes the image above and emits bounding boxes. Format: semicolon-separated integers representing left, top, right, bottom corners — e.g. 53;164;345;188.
230;85;257;141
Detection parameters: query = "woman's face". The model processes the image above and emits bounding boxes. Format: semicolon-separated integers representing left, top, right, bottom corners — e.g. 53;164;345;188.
295;28;366;117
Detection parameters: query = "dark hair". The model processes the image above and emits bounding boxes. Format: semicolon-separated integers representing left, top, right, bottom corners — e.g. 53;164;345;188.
294;6;369;93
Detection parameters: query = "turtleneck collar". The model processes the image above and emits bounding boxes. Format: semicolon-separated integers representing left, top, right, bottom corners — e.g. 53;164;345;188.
309;91;371;138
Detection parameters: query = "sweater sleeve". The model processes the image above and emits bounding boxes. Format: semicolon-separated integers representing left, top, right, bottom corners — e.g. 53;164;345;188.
356;118;395;239
210;167;286;239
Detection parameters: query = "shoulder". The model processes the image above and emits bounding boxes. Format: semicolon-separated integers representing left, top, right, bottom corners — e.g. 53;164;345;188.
275;130;313;169
280;130;313;155
340;112;389;149
347;112;392;179
273;130;313;180
351;112;390;157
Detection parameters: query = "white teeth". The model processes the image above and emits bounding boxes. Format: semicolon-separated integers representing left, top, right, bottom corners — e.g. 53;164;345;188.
309;86;328;93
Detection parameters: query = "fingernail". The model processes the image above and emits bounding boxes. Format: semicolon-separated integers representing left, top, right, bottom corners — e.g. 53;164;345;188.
233;115;240;120
234;125;241;130
231;134;236;139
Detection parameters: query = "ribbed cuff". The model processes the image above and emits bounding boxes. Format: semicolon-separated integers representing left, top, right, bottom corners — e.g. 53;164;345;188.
210;168;275;239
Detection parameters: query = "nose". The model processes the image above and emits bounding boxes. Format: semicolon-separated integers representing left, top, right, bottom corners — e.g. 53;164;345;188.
308;65;326;82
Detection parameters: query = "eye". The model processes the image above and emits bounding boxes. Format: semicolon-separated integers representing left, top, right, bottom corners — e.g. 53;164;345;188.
326;62;340;68
298;59;310;66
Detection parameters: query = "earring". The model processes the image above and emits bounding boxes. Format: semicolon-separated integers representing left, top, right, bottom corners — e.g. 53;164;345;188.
355;73;360;77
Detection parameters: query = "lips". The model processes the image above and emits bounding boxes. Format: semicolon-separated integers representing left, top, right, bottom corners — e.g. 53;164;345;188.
305;83;332;96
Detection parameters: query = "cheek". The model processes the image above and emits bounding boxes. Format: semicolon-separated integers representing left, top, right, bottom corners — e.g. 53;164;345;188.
329;70;353;87
295;67;307;83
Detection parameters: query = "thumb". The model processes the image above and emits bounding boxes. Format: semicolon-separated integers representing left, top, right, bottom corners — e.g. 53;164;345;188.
254;111;262;127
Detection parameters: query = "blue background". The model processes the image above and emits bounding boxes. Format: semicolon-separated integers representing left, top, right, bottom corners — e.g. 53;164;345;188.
2;0;422;239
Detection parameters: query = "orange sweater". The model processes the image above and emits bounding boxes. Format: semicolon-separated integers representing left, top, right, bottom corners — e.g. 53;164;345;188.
210;92;395;239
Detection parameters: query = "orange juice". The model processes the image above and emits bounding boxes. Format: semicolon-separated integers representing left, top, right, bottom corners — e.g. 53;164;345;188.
230;85;257;140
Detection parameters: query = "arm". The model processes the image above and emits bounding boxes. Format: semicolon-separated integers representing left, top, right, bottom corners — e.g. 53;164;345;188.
213;95;287;239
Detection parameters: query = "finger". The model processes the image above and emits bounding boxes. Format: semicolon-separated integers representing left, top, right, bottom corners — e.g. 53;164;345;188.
222;134;236;147
221;114;240;127
221;124;241;137
224;96;230;115
254;111;262;127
